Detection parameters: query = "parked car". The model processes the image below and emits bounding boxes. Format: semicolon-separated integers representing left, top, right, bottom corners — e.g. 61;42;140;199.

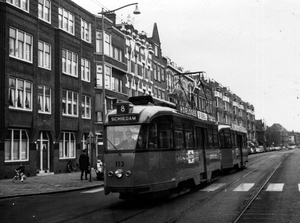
288;145;296;150
255;146;264;153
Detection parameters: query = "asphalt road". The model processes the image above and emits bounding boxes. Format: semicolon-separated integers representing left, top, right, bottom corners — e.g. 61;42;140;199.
1;149;298;223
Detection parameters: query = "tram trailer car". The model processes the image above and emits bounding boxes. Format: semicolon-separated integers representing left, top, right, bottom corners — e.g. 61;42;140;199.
218;125;248;171
103;96;247;199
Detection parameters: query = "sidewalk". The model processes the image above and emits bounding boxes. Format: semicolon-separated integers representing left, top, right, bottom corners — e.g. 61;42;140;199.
0;172;103;199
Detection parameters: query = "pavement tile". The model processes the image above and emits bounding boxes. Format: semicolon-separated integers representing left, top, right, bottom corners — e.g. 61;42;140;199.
0;172;103;199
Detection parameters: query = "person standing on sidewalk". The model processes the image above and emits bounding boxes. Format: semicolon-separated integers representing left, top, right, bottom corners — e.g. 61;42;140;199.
15;163;25;182
79;149;90;180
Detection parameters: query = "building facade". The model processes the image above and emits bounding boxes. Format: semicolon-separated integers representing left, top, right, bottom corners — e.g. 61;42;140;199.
0;0;258;179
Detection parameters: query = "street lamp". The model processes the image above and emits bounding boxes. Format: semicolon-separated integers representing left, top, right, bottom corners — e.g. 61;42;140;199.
98;3;140;123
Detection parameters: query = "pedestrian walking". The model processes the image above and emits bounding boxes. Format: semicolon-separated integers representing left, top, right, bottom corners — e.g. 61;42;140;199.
79;149;90;180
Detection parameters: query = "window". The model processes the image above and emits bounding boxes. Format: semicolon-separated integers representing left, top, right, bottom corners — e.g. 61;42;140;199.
7;0;29;12
62;49;78;77
82;95;91;119
154;44;159;57
96;31;111;56
174;129;184;149
149;122;158;149
59;132;76;159
38;0;51;23
159;123;173;149
207;129;213;148
157;65;161;82
213;129;219;147
9;77;32;110
62;90;78;116
81;133;88;151
81;58;90;82
9;27;33;62
81;19;91;42
38;41;51;70
113;47;123;62
5;129;29;162
224;130;232;147
185;128;194;148
161;67;165;81
112;77;123;93
96;64;112;90
38;85;51;113
58;7;74;35
153;63;157;80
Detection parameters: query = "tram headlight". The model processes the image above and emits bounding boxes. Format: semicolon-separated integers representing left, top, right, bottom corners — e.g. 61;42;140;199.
115;169;123;178
125;171;131;177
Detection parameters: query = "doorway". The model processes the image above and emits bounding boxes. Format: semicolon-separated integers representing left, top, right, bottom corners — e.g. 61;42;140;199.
37;131;52;175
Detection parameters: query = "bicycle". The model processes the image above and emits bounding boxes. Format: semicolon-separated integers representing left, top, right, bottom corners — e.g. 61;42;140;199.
12;169;27;183
67;160;78;173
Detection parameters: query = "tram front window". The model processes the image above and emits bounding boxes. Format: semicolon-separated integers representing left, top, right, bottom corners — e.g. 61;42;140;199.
106;125;143;151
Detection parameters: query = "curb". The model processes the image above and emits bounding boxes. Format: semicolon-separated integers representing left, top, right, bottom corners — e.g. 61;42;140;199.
0;183;104;200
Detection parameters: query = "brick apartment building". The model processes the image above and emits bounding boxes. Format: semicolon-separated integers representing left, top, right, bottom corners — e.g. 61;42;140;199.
0;0;257;179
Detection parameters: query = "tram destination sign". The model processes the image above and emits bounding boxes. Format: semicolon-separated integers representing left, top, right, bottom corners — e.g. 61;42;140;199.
108;114;139;123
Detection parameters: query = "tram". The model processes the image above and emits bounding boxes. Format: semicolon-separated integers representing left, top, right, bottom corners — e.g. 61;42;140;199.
103;96;247;199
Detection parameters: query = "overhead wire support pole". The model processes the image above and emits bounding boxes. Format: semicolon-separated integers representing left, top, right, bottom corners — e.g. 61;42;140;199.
98;3;140;124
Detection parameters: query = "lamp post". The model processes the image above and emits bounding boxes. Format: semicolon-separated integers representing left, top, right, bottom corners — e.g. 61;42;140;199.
99;3;140;123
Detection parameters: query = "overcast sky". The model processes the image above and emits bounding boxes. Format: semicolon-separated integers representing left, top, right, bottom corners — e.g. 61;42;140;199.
73;0;300;132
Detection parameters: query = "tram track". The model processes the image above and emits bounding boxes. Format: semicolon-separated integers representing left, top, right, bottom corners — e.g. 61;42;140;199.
162;152;288;223
231;153;289;223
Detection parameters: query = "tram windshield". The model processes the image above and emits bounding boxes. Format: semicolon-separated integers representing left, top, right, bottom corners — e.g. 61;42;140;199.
106;125;146;151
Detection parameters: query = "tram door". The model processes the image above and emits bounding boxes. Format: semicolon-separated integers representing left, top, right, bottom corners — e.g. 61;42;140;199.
196;127;207;177
236;133;243;164
37;131;51;174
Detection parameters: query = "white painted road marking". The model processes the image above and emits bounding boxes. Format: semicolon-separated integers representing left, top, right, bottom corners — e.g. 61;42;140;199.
266;183;284;191
200;183;226;192
81;188;104;193
233;183;255;191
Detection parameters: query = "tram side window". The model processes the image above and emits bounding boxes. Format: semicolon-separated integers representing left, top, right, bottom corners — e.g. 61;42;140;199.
207;129;213;149
195;127;204;149
158;123;173;149
174;130;183;149
185;130;193;148
232;132;237;147
219;131;225;148
231;131;234;147
149;122;158;149
174;123;183;149
224;130;231;148
213;129;219;148
185;124;193;148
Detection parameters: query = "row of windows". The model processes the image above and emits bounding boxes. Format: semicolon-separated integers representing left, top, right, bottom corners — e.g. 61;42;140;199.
95;65;124;93
143;119;247;151
8;1;90;42
9;27;91;82
8;77;91;118
147;120;219;150
7;0;29;12
4;129;92;162
219;129;247;148
7;1;160;86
